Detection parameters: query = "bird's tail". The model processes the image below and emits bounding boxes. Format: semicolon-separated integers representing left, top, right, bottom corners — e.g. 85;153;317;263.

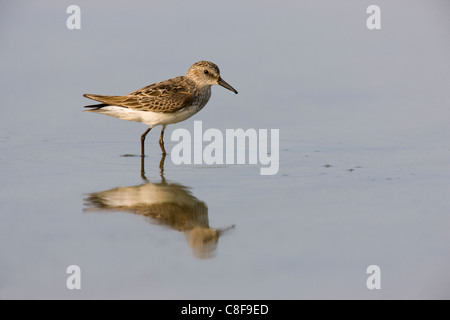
83;94;110;110
83;103;109;110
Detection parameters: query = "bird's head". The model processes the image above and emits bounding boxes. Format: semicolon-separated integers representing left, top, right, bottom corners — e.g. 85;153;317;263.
186;61;238;94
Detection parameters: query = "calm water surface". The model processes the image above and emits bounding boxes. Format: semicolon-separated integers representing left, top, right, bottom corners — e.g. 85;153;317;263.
1;1;449;299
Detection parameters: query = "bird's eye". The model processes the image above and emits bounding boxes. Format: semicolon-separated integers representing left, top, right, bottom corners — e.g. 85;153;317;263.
204;70;209;75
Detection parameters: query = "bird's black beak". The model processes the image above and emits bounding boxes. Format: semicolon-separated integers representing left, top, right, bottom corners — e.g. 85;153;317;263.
218;77;238;94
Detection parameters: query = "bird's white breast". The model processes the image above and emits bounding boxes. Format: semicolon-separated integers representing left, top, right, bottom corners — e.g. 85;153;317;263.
91;105;202;126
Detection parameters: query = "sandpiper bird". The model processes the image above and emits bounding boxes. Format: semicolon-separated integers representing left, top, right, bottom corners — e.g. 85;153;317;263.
83;61;238;156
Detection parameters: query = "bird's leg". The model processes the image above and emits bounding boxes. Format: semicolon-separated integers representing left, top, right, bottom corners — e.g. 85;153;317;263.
159;152;166;182
140;154;149;182
140;126;152;157
159;125;167;156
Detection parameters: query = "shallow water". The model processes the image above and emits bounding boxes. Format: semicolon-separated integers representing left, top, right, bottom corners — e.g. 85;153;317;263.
1;1;450;299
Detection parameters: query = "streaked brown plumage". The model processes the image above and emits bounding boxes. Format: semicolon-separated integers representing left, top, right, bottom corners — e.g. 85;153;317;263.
84;76;196;113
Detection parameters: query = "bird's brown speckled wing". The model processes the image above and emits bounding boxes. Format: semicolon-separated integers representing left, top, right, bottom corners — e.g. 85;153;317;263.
83;76;195;113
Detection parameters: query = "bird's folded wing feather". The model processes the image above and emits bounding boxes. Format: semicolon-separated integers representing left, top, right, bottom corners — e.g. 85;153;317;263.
83;77;194;113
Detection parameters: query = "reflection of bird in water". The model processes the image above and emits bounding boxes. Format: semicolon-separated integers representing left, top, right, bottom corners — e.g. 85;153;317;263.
84;170;234;259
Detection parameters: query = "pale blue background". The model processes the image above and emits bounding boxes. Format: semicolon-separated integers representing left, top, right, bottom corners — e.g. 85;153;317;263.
1;0;449;299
